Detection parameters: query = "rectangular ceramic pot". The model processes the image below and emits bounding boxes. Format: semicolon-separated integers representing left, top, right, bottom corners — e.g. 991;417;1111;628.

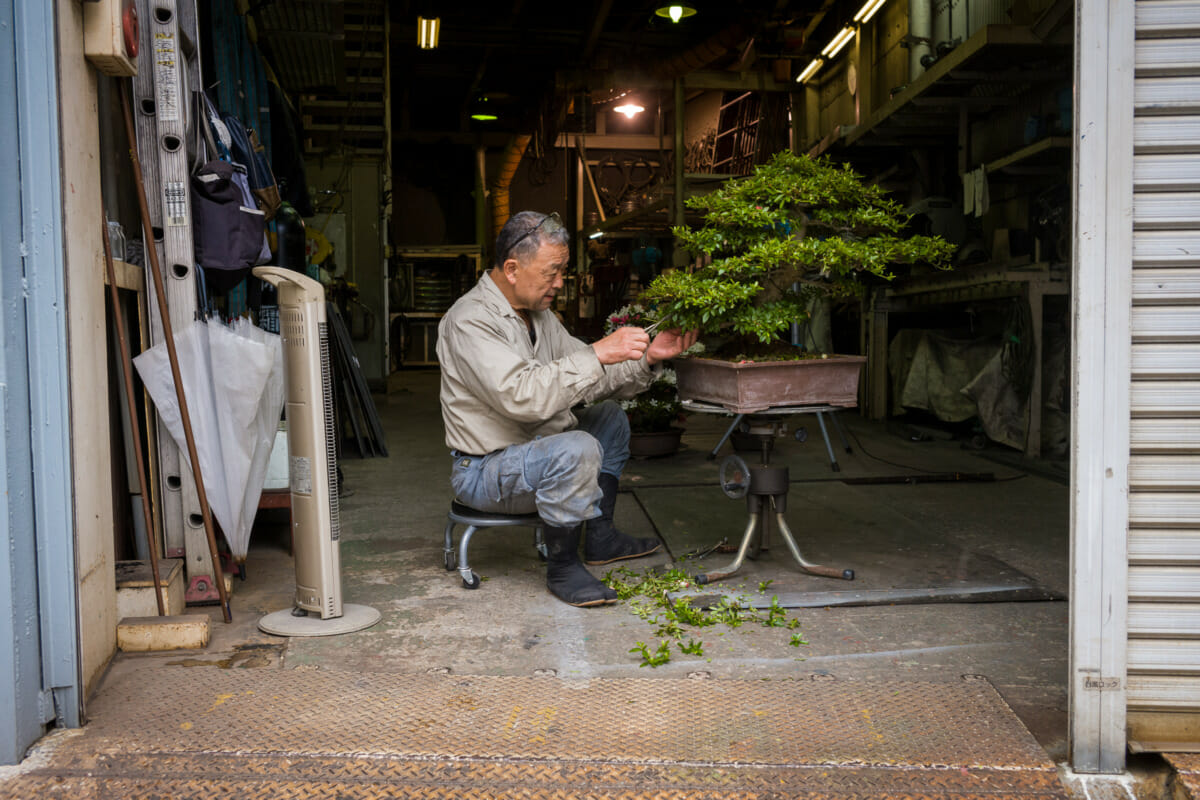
673;355;866;414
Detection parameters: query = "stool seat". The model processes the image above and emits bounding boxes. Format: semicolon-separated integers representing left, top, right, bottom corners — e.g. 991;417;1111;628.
444;499;546;590
449;501;543;527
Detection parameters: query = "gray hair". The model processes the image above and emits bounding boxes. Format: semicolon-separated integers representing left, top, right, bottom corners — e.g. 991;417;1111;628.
494;211;569;268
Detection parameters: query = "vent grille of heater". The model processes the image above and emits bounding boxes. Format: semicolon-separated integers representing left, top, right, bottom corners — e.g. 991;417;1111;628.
319;322;340;543
282;308;306;347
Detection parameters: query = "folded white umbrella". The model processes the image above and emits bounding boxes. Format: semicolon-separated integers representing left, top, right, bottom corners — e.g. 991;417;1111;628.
134;316;284;561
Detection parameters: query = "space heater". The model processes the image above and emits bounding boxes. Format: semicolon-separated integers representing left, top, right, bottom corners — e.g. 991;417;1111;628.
253;267;378;636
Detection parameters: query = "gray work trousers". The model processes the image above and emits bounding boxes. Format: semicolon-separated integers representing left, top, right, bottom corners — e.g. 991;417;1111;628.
449;400;630;528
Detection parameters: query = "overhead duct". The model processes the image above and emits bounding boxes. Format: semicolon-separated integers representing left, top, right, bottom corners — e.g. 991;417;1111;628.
491;133;531;245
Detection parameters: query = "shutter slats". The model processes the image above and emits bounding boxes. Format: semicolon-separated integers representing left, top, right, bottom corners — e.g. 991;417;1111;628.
1130;491;1200;524
1136;38;1200;75
1132;272;1200;304
1130;529;1200;564
1136;0;1200;36
1127;675;1200;711
1133;230;1200;267
1134;191;1200;229
1131;455;1200;489
1132;307;1200;341
1133;152;1200;190
1129;640;1200;673
1129;565;1200;600
1132;418;1200;451
1129;602;1200;637
1136;76;1200;116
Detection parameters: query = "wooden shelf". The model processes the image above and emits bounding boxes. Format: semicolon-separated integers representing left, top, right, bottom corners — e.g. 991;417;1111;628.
103;259;144;293
865;261;1070;458
982;136;1071;176
813;25;1070;155
884;261;1067;305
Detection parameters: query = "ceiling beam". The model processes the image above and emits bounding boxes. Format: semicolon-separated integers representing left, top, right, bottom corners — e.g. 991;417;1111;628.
581;0;615;63
559;68;795;94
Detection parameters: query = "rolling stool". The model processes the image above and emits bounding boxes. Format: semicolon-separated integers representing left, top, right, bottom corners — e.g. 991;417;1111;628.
443;500;547;589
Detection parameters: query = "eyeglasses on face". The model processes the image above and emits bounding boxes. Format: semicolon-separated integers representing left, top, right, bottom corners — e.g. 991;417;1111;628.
505;212;562;262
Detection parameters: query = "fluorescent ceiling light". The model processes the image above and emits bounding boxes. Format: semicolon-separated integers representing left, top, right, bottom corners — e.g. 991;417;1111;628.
614;103;645;119
853;0;887;23
796;58;824;84
821;26;855;59
417;16;439;49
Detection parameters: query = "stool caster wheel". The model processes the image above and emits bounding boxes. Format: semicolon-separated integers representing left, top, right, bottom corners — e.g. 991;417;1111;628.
462;572;480;590
444;551;457;571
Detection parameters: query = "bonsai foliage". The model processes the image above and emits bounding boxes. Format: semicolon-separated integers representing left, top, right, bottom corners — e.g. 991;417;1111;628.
641;150;956;345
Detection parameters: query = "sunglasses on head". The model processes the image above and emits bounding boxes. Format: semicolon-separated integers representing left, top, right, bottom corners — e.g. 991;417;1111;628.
505;212;562;261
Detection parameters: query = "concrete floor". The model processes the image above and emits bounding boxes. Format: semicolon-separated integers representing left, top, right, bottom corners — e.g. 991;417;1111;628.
157;367;1072;763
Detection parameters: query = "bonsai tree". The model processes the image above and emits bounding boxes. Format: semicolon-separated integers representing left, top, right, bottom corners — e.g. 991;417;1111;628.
640;150;956;351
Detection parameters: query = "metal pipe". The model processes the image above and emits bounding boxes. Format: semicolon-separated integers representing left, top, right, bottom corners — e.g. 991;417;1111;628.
909;0;933;79
673;77;685;230
102;211;165;617
121;83;231;623
695;513;760;584
475;145;488;252
774;513;854;580
576;136;607;223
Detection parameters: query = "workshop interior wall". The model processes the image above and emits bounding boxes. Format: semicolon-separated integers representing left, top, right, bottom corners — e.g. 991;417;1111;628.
305;158;386;385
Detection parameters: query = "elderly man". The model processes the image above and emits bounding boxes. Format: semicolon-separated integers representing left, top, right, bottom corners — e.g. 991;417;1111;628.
437;211;698;607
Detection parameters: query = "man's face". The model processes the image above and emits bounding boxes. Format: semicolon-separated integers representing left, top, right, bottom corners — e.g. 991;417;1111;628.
506;240;569;312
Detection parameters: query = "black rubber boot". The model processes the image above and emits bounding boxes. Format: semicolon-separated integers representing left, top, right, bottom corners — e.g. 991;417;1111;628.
545;524;618;607
584;473;662;565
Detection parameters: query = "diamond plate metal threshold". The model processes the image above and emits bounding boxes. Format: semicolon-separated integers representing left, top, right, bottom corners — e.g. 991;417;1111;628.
0;667;1068;799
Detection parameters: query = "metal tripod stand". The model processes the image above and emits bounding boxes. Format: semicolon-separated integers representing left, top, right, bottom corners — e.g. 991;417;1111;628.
693;414;856;585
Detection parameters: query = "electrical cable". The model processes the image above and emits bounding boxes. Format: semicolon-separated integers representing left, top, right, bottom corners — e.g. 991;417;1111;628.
843;423;1026;482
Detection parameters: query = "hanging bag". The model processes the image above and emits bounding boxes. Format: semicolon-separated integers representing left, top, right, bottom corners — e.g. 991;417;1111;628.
191;91;269;292
222;112;282;222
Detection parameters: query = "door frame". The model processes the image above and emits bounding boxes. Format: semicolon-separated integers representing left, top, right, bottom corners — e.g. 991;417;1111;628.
1069;0;1134;774
0;0;82;765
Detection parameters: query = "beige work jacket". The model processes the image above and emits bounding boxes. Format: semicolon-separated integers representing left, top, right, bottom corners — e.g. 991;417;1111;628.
436;272;655;455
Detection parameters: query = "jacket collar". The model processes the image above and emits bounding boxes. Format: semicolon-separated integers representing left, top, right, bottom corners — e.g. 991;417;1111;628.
478;270;521;320
478;270;551;328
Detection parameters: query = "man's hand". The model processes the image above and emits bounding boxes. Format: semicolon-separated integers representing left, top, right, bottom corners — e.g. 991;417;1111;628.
593;326;650;365
646;328;700;366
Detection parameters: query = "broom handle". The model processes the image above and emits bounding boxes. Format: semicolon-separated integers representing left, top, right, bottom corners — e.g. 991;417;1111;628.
102;211;166;617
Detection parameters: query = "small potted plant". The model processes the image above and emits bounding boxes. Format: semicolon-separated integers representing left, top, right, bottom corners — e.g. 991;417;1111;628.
622;368;686;457
640;150;956;413
606;305;688;457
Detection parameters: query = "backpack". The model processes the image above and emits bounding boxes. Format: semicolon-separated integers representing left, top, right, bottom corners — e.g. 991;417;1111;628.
191;91;269;292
